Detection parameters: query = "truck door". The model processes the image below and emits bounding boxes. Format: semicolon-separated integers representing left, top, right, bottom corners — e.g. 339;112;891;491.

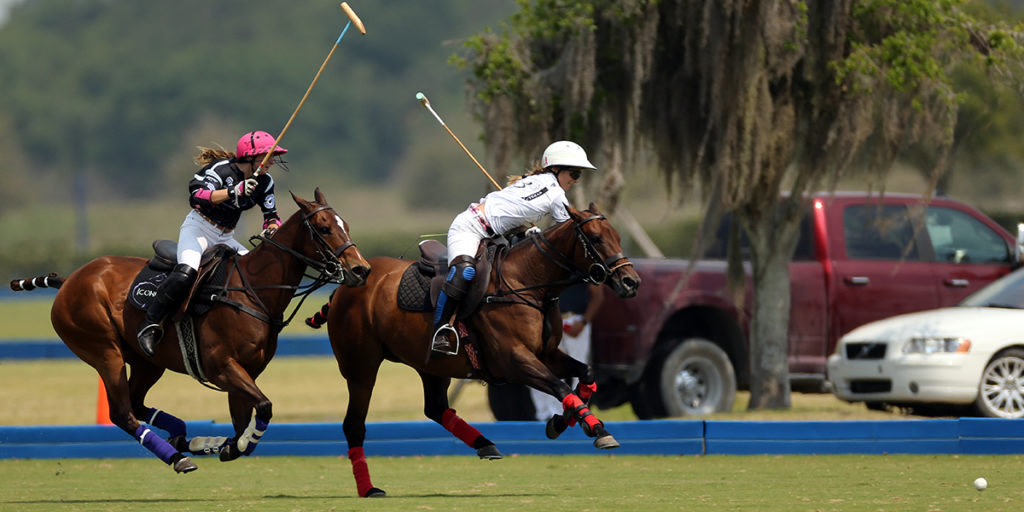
923;205;1014;304
831;203;940;338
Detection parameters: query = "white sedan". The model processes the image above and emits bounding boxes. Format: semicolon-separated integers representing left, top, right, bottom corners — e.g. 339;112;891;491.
827;267;1024;418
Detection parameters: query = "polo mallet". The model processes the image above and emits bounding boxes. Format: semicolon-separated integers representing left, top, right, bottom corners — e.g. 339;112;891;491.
416;92;502;190
255;2;367;175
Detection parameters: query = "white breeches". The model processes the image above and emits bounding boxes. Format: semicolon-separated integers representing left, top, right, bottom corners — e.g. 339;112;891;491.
177;210;249;270
446;208;490;265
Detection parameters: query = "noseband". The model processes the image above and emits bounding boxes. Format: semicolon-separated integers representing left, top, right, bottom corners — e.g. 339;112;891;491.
532;212;633;286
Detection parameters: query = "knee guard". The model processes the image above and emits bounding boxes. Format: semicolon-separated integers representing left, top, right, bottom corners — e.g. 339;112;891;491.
434;256;476;326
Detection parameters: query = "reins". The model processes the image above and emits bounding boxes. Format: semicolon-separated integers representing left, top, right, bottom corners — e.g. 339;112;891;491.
208;204;359;331
485;211;633;312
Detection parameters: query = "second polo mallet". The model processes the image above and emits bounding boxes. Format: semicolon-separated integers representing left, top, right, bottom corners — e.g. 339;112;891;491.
256;2;367;175
416;92;502;190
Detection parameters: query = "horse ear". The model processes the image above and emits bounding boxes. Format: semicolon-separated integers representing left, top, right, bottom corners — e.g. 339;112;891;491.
314;187;327;205
291;191;311;210
588;202;601;214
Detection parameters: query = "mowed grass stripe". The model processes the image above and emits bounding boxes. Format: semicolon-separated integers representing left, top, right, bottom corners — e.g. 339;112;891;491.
0;455;1021;511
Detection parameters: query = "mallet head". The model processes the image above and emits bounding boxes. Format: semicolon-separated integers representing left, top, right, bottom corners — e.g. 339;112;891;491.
340;3;366;34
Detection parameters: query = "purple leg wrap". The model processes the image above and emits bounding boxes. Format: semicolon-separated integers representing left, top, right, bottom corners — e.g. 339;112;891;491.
134;425;180;465
145;408;187;438
241;417;270;456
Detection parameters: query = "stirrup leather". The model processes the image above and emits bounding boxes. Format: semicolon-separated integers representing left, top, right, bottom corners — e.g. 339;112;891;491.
431;324;460;355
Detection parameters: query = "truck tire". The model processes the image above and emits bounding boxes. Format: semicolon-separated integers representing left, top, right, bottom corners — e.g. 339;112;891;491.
633;337;736;418
973;348;1024;419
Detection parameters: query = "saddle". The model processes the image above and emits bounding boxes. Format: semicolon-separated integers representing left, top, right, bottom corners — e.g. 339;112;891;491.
395;238;505;317
128;239;235;318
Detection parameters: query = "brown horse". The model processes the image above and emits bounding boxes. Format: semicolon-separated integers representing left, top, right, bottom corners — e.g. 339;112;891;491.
10;189;370;473
322;203;640;497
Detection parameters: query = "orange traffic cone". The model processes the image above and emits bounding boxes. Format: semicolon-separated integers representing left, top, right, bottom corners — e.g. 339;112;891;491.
96;378;113;425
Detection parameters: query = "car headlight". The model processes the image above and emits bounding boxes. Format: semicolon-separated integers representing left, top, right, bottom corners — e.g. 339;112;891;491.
903;337;971;354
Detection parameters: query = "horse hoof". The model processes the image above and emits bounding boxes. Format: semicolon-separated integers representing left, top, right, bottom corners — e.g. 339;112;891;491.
364;487;387;498
545;415;569;440
219;443;240;462
173;456;198;473
477;444;503;460
168;435;189;453
594;434;620;450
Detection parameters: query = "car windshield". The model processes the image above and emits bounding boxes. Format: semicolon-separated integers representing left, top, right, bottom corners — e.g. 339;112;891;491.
960;268;1024;309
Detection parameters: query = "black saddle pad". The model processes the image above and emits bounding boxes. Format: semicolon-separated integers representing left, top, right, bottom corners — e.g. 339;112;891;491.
397;263;432;312
128;265;169;311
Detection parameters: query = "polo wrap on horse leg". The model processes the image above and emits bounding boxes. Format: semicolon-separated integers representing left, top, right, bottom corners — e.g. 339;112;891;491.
348;447;385;497
441;408;484;447
134;425;195;473
236;415;269;456
144;407;187;439
562;394;602;437
137;264;197;356
576;382;597;402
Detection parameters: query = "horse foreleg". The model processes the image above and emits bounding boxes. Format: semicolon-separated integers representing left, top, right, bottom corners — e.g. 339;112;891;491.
342;376;386;498
212;360;271;462
506;347;619;450
419;373;502;459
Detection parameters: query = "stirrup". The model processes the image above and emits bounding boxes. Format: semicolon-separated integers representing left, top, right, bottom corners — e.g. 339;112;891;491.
431;324;459;355
137;323;164;357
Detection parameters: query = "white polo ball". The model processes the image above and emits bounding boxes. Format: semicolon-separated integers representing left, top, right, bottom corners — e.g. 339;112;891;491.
974;477;987;491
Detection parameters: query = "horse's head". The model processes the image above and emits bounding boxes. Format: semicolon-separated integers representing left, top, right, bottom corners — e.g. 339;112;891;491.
565;203;641;298
285;188;371;287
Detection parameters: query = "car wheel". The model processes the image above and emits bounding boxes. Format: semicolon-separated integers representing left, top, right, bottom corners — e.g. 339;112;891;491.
974;348;1024;419
633;337;736;418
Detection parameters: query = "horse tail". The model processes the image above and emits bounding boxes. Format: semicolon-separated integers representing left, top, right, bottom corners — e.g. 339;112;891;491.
304;301;331;329
10;273;64;291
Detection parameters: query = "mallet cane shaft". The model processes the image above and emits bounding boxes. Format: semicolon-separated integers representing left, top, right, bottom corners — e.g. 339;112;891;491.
416;92;502;190
256;2;367;175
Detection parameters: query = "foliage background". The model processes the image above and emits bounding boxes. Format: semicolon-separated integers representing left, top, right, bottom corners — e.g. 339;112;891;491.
2;0;1024;278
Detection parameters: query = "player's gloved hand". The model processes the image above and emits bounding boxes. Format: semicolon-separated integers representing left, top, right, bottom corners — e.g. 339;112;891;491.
260;219;281;238
228;178;258;204
525;226;542;237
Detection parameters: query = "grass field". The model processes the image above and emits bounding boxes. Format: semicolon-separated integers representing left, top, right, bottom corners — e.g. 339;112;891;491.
0;454;1021;511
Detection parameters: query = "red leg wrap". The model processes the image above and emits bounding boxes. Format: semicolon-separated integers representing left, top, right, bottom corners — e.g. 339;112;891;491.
347;447;374;497
578;382;597;402
442;408;483;447
562;394;601;434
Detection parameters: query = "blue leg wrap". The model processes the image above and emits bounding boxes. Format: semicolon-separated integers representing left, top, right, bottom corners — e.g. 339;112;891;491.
145;408;187;438
134;425;179;465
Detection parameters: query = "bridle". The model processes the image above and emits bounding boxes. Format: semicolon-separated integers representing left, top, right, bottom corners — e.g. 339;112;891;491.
532;212;633;286
488;211;633;311
252;204;357;285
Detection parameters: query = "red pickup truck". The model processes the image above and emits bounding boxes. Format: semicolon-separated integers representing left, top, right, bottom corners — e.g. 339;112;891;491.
487;192;1022;420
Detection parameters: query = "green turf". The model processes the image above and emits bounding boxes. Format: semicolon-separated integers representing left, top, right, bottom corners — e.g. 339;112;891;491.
0;454;1019;511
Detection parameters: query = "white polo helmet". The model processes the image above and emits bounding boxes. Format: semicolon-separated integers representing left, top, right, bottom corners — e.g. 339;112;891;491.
541;140;597;170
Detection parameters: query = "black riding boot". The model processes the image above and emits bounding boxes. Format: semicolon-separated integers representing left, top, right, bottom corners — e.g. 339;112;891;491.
137;264;197;357
431;256;476;354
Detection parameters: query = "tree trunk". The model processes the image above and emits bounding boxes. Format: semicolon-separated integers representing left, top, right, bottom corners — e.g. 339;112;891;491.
743;207;802;410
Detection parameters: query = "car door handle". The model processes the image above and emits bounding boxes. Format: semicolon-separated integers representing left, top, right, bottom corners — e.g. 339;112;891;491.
844;276;870;285
944;278;969;287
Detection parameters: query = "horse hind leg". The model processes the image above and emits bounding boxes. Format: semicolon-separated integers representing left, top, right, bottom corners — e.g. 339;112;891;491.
103;362;196;472
419;372;502;460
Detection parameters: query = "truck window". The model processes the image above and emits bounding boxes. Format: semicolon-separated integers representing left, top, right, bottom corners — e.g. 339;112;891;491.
843;205;919;260
704;212;815;261
925;206;1010;264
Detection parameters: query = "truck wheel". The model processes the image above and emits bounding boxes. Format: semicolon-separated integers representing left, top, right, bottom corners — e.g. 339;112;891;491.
636;337;736;418
973;348;1024;419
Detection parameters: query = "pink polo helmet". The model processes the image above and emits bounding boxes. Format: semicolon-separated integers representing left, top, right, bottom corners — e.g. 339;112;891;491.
236;130;288;159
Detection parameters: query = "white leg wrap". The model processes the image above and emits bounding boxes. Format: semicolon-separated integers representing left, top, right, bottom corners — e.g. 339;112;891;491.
236;416;266;453
188;436;229;455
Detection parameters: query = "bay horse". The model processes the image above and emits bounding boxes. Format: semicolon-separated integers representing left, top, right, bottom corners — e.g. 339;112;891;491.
10;189;370;473
322;203;640;497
